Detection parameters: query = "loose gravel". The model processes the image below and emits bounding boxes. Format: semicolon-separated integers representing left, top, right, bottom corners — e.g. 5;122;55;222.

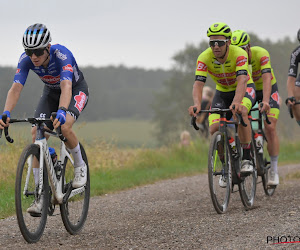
1;164;300;249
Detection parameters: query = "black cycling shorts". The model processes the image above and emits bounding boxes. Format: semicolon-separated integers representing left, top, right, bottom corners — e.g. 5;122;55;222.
34;79;89;130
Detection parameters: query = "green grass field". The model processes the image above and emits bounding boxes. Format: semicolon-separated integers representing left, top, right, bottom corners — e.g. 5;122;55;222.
0;119;157;148
1;119;300;219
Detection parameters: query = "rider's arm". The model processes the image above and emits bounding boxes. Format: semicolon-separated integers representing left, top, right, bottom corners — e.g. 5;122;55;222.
287;76;296;98
59;79;72;109
3;82;24;112
262;72;272;103
192;81;205;109
232;74;247;105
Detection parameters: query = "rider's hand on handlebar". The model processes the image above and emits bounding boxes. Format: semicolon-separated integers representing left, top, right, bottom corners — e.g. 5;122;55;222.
188;104;201;117
52;108;66;129
259;101;270;114
285;96;296;106
230;102;243;115
0;111;11;129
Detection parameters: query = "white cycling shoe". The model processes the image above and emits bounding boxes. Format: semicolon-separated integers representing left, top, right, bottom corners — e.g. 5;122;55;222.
219;176;227;188
27;194;44;217
72;163;87;188
267;170;279;186
240;160;253;173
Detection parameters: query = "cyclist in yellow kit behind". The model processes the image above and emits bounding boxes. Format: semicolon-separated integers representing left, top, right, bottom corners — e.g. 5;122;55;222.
231;30;280;186
188;22;256;187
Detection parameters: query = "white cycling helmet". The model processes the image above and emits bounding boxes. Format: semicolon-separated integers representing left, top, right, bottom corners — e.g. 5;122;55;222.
23;23;52;49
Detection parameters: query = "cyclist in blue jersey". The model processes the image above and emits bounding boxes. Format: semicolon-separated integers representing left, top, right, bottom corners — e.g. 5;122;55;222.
0;23;89;215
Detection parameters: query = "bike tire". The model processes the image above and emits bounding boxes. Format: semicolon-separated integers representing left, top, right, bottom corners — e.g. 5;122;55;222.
238;141;257;209
208;131;231;214
60;143;90;234
15;144;49;243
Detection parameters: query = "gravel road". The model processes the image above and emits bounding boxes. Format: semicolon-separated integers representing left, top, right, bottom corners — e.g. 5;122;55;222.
1;164;300;249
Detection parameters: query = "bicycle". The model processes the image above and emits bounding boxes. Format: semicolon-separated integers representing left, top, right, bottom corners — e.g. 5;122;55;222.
249;104;275;196
191;107;257;214
0;113;90;243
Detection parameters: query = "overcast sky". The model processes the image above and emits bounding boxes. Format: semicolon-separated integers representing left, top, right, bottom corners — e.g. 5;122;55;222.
0;0;299;70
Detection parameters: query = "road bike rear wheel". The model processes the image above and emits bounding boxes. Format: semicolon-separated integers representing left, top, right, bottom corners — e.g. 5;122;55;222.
60;143;90;234
239;142;257;209
208;131;231;214
15;144;49;243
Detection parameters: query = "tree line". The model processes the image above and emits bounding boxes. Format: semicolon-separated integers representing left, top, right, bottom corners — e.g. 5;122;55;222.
0;34;299;145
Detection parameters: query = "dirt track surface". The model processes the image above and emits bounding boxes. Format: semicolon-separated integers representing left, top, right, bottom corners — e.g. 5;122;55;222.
1;164;300;249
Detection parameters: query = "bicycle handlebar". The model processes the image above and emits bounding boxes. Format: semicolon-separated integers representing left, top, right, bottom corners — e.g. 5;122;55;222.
191;105;247;130
0;113;67;143
250;103;271;125
287;101;300;119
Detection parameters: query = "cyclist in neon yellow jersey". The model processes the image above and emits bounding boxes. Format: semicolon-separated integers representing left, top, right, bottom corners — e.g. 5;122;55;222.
231;30;280;186
188;22;256;177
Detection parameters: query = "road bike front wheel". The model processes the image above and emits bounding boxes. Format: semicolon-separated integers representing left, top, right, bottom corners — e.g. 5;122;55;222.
60;143;90;234
15;144;49;243
208;131;231;214
239;142;257;209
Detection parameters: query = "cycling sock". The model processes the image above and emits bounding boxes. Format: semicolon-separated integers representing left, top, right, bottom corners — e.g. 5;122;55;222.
270;155;278;173
297;120;300;126
33;168;39;186
69;143;84;167
241;143;251;160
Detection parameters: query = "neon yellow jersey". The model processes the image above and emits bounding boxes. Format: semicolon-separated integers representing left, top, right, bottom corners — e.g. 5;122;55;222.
250;46;277;91
195;45;254;92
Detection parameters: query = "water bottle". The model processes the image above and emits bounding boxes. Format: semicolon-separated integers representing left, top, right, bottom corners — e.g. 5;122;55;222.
49;147;57;165
229;137;237;154
254;133;263;153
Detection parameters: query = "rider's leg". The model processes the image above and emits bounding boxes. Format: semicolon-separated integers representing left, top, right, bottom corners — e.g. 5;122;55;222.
293;85;300;123
265;113;280;185
61;114;87;188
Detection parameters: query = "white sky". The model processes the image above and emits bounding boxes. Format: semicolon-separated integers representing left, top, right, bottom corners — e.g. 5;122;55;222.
0;0;299;70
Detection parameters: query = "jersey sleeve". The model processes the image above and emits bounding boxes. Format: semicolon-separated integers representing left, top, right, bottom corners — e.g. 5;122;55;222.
288;46;300;77
195;53;208;83
257;48;272;74
235;49;249;77
13;53;31;86
53;47;75;82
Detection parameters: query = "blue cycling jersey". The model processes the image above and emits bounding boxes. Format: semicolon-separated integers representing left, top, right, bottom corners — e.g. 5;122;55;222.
13;44;84;89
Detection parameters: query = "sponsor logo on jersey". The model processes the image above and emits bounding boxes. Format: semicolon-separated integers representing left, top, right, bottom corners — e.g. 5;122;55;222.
260;56;269;66
74;91;87;112
236;56;247;67
39;75;60;84
271;91;279;104
62;64;73;73
197;61;208;71
246;87;255;99
54;49;67;61
209;71;235;78
217;78;236;86
16;68;21;74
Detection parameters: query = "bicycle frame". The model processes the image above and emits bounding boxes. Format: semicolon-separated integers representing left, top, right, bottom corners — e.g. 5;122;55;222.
23;122;85;205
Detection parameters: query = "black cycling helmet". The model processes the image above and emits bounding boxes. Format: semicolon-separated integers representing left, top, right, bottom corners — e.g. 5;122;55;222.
298;29;300;42
23;23;52;49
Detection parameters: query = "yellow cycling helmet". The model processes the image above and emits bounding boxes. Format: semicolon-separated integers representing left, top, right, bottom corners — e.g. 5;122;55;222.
231;30;250;47
207;22;232;38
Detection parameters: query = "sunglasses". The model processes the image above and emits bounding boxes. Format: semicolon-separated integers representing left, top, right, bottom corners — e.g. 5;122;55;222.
209;40;227;48
25;48;45;57
240;45;248;50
